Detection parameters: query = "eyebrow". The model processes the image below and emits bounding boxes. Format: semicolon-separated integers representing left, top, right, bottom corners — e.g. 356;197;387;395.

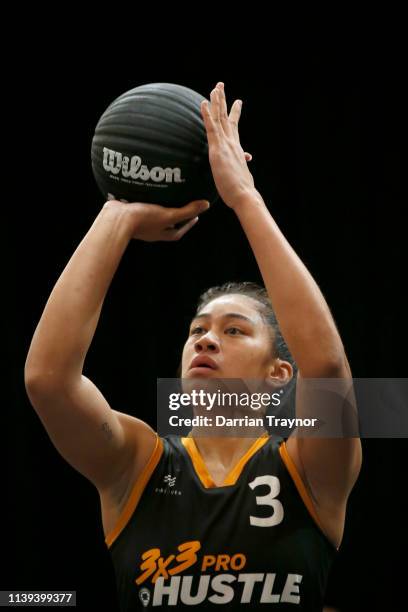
191;312;255;325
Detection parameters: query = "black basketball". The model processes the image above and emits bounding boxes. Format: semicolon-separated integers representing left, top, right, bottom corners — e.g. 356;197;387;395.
91;83;219;206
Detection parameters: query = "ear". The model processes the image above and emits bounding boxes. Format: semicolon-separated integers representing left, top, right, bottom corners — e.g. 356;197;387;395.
265;358;293;388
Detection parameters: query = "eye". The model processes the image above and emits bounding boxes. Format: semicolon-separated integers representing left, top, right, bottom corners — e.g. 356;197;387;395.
189;326;243;335
226;327;243;335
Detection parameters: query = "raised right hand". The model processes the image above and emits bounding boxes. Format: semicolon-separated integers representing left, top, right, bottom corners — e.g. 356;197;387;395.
104;199;210;242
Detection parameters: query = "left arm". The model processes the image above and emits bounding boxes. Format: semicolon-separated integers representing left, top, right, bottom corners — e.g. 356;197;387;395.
233;196;361;508
234;196;348;377
201;82;362;508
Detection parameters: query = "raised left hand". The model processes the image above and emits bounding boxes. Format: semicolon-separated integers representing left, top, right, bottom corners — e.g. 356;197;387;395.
201;82;257;210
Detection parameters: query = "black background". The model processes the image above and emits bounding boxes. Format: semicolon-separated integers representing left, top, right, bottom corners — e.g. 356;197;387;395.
8;43;407;612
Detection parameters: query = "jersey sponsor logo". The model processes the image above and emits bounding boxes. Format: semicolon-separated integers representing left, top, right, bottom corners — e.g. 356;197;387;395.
155;473;182;496
163;474;177;487
134;540;302;606
102;147;185;184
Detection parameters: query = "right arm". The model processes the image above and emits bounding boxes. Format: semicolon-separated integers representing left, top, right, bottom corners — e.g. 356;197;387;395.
24;198;209;493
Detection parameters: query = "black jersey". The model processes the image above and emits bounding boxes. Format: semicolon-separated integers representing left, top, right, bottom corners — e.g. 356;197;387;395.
105;434;337;610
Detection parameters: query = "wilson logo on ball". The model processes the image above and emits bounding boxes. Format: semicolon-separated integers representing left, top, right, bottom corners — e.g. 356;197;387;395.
102;147;185;184
91;83;219;206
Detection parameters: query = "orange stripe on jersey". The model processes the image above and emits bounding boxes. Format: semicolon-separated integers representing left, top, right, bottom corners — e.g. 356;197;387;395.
181;436;214;487
105;435;164;549
181;434;269;488
278;440;330;542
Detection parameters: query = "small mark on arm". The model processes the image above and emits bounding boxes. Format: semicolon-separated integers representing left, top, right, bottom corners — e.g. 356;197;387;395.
101;421;113;441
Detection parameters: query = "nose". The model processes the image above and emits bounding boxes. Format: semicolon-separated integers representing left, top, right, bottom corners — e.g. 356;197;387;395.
194;331;220;353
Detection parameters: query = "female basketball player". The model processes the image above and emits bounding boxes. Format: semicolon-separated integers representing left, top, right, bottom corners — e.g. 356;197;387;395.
24;82;361;610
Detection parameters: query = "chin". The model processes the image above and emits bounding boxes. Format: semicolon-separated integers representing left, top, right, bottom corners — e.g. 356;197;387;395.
180;376;221;395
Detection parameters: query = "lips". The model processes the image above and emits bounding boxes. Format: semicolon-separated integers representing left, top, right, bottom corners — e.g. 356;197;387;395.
189;355;218;370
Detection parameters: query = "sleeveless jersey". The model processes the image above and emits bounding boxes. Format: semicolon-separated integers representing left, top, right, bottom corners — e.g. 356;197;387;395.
105;435;337;610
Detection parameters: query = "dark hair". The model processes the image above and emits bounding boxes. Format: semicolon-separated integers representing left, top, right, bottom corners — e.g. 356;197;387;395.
194;281;296;370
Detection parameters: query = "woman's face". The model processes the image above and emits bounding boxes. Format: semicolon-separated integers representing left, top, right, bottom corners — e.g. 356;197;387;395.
181;294;277;381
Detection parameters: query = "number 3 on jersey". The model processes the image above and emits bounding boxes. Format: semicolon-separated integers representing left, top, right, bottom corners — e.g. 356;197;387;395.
248;475;284;527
